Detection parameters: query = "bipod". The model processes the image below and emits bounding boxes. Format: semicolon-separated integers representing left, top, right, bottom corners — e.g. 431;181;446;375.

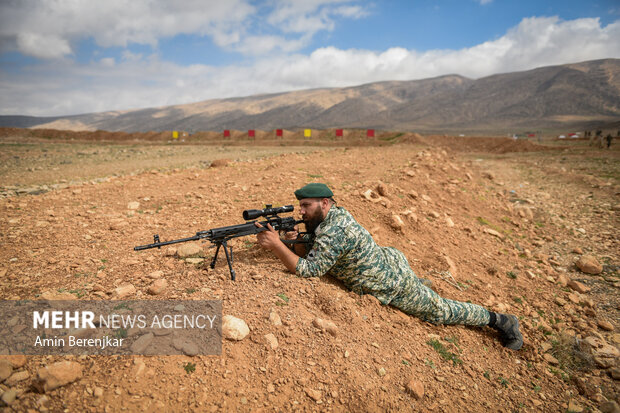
210;239;236;281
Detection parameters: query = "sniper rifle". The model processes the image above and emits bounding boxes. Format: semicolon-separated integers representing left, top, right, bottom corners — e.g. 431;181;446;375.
134;205;309;281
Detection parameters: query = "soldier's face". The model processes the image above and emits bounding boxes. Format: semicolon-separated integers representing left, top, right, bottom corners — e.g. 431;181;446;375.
299;199;324;232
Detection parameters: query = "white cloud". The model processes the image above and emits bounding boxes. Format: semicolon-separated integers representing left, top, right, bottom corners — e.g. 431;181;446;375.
478;0;493;5
1;16;619;116
0;0;366;58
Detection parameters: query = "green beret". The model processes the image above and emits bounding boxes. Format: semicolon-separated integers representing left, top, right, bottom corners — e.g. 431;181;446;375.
294;183;334;200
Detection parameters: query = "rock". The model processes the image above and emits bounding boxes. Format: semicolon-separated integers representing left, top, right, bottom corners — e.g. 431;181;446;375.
555;297;567;307
312;317;338;337
127;201;140;210
600;401;620;413
268;310;282;327
1;389;17;406
377;367;386;377
147;278;168;295
408;190;418;199
176;243;203;258
482;171;495;180
443;256;458;277
445;217;455;227
556;273;568;287
608;367;620;380
210;159;230;168
0;355;27;368
185;258;204;265
568;280;590;294
5;370;29;386
362;189;381;202
597;320;614;331
182;342;199;356
147;270;164;279
514;204;534;220
41;291;76;300
483;228;505;240
572;247;584;254
568;400;583;413
305;387;322;402
406;379;424;400
543;353;559;365
0;360;13;382
376;182;389;197
113;284;136;299
34;361;83;392
222;315;250;341
576;256;603;274
94;387;104;397
390;215;405;231
130;333;154;353
264;333;278;350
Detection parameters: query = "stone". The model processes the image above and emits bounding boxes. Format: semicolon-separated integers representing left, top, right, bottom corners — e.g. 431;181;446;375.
568;400;583;413
443;256;458;277
483;228;505;240
543;353;559;365
600;401;620;413
34;361;83;392
597;320;614;331
576;256;603;275
147;270;164;279
147;278;168;295
5;370;29;386
405;378;424;400
94;387;104;397
130;333;154;353
0;360;13;382
0;355;27;368
222;315;250;341
176;243;203;258
572;247;584;254
568;280;590;294
376;182;389;197
445;217;455;227
210;159;230;168
1;389;17;406
608;367;620;380
264;333;278;350
268;311;282;327
312;318;338;337
391;215;405;231
182;342;199;356
113;284;136;299
305;388;322;402
127;201;140;210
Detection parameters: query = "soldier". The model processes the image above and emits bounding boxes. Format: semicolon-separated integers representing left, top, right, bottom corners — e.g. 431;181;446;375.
255;183;523;350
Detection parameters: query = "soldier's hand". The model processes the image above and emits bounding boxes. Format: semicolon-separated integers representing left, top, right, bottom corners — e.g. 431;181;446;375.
255;222;282;251
284;227;299;241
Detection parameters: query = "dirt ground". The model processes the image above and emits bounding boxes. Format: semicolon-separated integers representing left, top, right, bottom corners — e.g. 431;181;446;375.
0;129;618;412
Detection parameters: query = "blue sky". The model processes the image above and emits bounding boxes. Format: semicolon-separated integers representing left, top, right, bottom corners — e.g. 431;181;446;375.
1;0;619;116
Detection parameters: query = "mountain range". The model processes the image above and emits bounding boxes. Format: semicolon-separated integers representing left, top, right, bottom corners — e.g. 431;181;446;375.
2;58;619;134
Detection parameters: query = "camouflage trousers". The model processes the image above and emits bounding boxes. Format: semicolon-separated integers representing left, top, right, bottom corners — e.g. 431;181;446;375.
389;273;490;326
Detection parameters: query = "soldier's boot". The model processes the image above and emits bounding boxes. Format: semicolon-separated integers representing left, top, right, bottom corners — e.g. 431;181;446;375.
492;314;523;350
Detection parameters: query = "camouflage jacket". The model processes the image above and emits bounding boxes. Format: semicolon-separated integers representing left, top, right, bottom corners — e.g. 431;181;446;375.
295;206;412;304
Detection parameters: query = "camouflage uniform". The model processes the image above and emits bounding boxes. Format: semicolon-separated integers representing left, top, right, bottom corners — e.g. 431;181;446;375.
296;206;490;326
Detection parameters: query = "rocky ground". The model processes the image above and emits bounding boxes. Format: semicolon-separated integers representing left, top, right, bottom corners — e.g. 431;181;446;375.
0;130;618;412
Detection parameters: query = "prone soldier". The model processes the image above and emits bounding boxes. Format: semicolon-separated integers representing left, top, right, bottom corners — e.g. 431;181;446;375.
255;183;523;350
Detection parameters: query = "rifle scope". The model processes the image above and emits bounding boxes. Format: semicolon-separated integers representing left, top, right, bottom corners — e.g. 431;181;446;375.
243;204;294;220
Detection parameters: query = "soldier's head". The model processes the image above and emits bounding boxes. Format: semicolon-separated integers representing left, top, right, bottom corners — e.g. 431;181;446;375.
294;183;335;232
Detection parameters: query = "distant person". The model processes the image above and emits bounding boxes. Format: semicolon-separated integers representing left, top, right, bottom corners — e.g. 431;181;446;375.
255;183;524;350
606;134;613;149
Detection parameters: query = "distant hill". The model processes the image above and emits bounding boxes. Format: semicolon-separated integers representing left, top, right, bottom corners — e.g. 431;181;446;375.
1;59;619;134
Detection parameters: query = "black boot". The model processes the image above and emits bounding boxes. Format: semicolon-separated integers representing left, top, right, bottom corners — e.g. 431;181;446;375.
491;313;523;350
